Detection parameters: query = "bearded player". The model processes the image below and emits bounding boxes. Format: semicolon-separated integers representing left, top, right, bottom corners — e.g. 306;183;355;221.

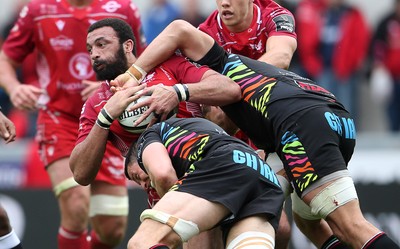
69;18;240;249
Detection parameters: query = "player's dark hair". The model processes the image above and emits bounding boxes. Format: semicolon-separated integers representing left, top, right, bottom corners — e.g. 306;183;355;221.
124;141;138;180
88;18;137;56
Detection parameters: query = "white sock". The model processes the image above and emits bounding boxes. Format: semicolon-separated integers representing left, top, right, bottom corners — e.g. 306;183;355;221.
0;230;21;248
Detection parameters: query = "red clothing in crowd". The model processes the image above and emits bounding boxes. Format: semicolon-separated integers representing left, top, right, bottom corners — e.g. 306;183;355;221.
296;0;370;79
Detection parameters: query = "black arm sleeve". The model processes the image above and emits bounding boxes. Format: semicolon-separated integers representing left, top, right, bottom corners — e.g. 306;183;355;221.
195;41;228;73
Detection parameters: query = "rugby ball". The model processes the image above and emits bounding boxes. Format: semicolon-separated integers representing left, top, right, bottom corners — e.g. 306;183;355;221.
118;95;154;134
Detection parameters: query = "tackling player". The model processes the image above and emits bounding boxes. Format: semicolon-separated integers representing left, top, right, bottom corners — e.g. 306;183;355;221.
124;117;284;249
113;20;400;249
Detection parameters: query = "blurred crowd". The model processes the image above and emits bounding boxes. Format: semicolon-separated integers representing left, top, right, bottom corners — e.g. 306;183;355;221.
1;0;399;143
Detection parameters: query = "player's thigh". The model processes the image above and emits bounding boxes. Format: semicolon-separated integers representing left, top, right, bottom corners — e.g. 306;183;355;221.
184;228;223;249
276;106;353;197
153;191;231;231
90;180;127;196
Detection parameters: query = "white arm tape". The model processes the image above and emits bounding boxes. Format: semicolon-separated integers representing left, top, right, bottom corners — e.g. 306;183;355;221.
140;209;199;242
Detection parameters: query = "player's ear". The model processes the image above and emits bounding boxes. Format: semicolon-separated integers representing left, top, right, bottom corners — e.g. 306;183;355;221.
123;40;134;53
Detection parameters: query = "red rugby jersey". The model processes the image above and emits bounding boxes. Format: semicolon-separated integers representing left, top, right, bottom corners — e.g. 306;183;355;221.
76;55;209;156
199;0;296;60
2;0;146;118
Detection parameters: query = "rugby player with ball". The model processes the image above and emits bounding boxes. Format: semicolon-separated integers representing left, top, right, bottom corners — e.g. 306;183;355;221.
69;18;240;248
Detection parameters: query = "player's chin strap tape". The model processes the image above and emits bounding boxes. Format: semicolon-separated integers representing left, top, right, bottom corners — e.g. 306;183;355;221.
140;209;199;242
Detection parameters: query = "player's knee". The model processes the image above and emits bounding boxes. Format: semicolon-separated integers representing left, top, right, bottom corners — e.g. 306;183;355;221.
58;186;90;229
140;209;200;242
93;220;125;246
90;195;129;245
276;213;291;248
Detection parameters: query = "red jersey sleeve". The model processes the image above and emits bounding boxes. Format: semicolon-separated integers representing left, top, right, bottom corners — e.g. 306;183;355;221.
160;55;210;84
76;96;98;145
2;2;36;63
257;0;297;39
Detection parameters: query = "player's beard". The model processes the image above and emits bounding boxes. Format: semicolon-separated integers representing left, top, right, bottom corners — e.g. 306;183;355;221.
94;44;129;81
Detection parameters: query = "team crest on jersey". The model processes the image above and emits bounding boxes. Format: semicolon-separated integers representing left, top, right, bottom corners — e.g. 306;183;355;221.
249;40;264;52
102;1;122;12
69;53;94;80
142;72;156;84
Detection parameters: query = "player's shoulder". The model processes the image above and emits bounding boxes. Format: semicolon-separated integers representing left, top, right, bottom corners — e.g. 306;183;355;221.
21;0;55;14
86;82;112;105
198;10;219;32
255;0;294;17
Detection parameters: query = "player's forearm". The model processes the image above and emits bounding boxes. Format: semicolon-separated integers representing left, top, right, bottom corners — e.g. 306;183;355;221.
186;72;242;106
70;127;109;185
258;51;293;70
131;20;214;80
0;52;22;95
260;36;297;70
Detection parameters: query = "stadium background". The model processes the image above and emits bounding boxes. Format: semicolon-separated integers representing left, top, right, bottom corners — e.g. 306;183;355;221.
0;0;399;248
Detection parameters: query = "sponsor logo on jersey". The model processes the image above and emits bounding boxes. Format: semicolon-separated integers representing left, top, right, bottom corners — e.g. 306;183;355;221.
273;14;295;33
39;4;58;15
102;1;122;12
50;35;74;50
69;53;95;80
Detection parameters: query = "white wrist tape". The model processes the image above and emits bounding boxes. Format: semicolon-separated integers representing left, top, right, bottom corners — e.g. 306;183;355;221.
140;209;199;242
132;64;147;82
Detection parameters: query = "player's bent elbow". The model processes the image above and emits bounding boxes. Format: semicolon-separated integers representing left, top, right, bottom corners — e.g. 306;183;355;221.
168;20;195;41
69;161;92;186
76;176;91;186
232;84;242;102
72;170;92;186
